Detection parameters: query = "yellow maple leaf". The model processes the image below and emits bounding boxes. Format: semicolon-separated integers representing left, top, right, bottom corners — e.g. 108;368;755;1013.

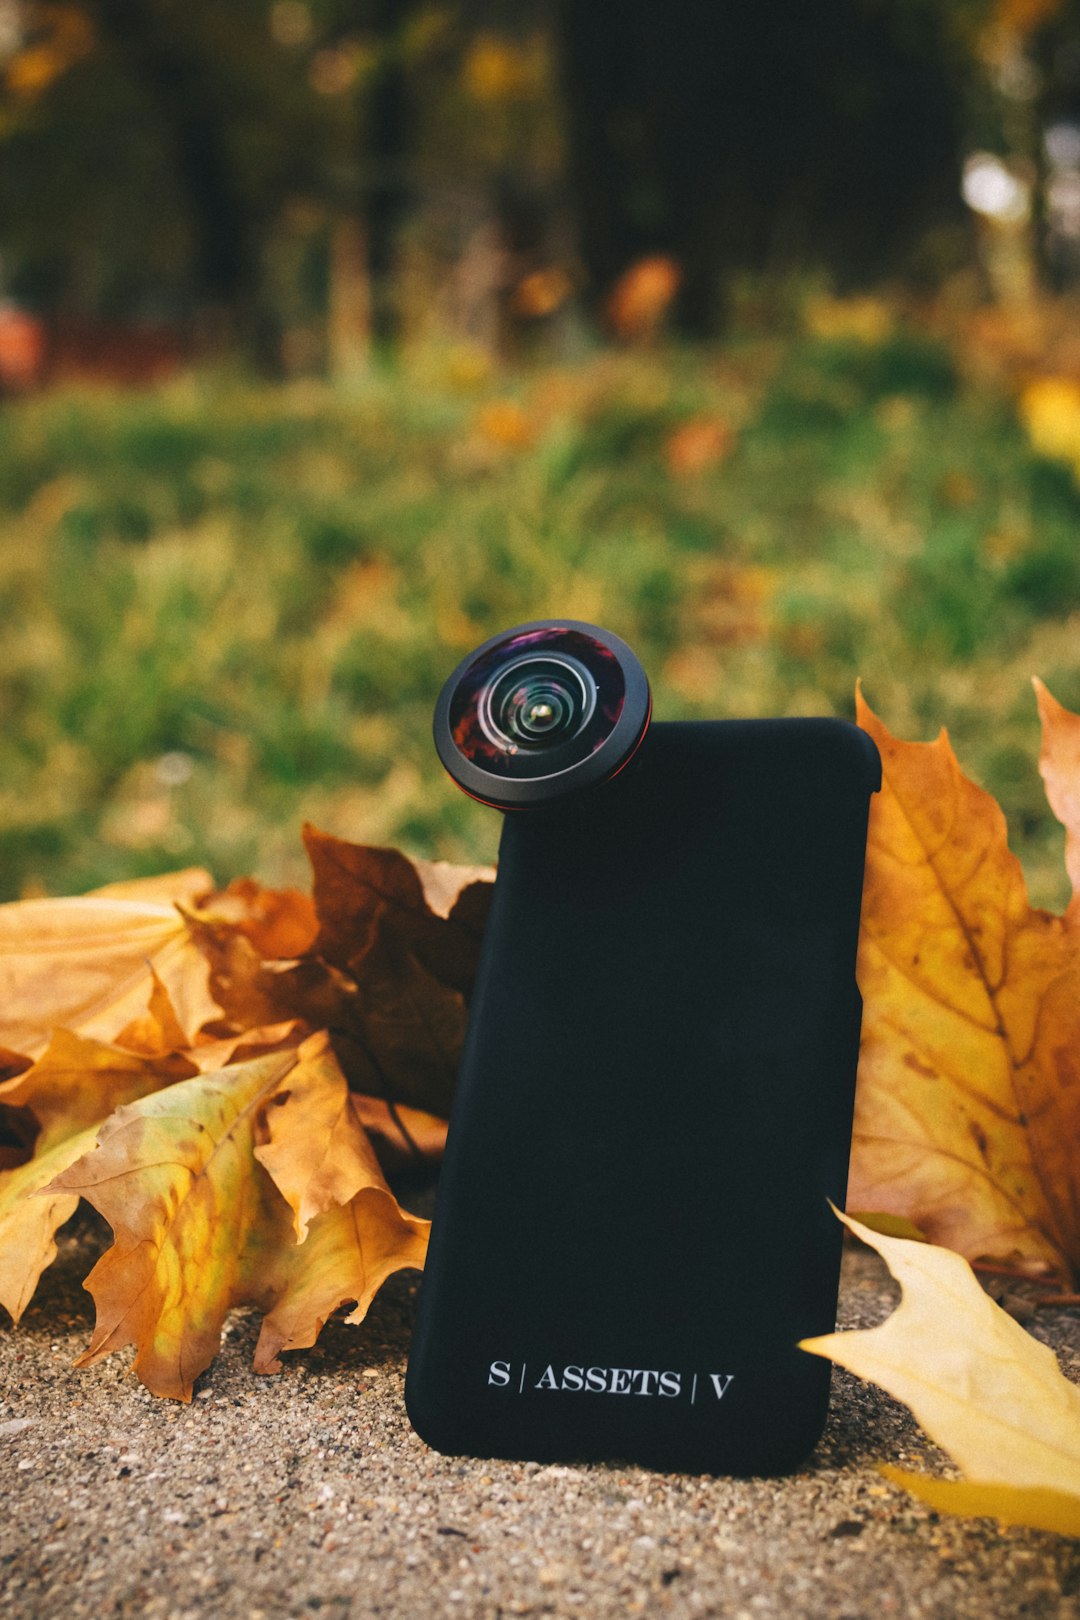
852;690;1080;1282
0;1029;196;1322
801;1212;1080;1536
47;1034;427;1399
48;1046;304;1398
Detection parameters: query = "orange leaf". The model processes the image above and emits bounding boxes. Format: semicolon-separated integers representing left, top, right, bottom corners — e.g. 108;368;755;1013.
254;1031;382;1241
196;876;318;959
251;1036;429;1368
0;888;222;1061
253;1191;428;1374
852;690;1080;1283
350;1094;449;1171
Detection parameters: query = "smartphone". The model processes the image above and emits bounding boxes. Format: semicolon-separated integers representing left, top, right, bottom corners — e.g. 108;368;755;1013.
405;622;879;1475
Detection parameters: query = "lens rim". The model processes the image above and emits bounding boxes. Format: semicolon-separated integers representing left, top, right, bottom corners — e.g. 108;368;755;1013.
433;619;652;809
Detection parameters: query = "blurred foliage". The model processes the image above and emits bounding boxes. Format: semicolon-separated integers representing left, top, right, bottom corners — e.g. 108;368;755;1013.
0;0;562;343
3;0;1079;349
2;320;1079;909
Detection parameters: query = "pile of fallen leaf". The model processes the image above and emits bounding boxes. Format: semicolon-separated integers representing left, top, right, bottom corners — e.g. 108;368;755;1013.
2;687;1080;1538
0;828;493;1399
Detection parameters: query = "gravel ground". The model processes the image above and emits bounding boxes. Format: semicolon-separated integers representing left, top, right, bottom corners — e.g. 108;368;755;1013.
2;1212;1079;1620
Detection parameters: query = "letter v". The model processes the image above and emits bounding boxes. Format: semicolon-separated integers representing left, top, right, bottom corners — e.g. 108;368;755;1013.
709;1374;734;1399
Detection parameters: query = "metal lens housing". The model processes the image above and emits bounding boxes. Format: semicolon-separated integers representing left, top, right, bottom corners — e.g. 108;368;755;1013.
434;620;652;809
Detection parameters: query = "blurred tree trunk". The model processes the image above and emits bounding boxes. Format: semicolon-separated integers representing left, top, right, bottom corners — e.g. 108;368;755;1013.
365;0;412;354
93;0;265;354
327;214;371;381
556;0;970;334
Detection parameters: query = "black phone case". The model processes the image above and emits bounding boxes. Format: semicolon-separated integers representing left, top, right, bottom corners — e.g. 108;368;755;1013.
405;718;880;1475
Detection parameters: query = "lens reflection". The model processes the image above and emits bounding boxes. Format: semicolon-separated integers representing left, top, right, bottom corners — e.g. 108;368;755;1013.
482;657;593;751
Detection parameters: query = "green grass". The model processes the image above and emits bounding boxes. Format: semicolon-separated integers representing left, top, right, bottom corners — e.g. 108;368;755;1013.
2;328;1078;910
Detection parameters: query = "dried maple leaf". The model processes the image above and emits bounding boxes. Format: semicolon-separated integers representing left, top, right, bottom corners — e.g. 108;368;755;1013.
253;1031;385;1241
251;1034;429;1369
0;879;221;1061
852;690;1080;1284
0;1029;197;1322
303;828;493;1114
253;1193;428;1374
304;825;493;997
49;1046;300;1397
350;1095;449;1171
196;876;318;959
802;1212;1080;1537
48;1032;428;1399
187;831;494;1119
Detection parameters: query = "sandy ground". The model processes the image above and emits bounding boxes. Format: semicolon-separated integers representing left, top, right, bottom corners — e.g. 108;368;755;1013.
2;1212;1079;1620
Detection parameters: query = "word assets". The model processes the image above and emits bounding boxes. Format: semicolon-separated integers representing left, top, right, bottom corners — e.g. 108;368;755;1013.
487;1362;736;1402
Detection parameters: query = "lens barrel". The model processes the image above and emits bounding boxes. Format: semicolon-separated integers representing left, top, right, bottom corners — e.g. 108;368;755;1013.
434;621;651;809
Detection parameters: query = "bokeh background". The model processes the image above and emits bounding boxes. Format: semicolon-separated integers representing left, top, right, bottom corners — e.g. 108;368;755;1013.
3;0;1080;905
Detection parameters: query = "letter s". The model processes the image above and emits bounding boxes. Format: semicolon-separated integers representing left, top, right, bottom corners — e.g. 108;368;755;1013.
659;1371;682;1397
562;1365;584;1391
488;1360;511;1387
585;1367;607;1392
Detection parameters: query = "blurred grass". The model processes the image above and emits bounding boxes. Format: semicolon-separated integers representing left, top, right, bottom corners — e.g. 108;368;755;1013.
2;324;1079;910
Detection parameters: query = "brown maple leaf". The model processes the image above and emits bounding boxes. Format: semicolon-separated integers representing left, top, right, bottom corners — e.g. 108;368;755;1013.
187;830;494;1119
303;825;493;997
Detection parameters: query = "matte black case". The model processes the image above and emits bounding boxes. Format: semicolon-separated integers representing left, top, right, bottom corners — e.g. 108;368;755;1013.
405;718;880;1475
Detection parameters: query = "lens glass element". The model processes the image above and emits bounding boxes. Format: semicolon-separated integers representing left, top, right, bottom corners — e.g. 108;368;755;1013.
449;627;625;780
481;655;596;753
